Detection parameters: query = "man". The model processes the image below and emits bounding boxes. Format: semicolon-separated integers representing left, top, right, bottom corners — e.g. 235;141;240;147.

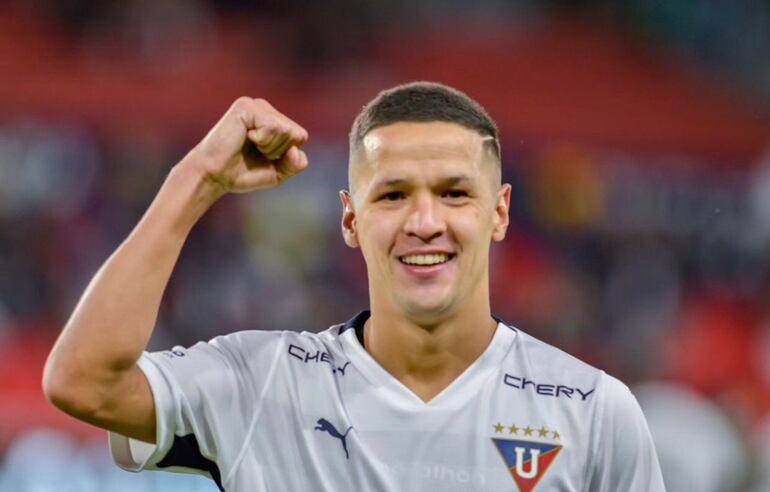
43;82;665;491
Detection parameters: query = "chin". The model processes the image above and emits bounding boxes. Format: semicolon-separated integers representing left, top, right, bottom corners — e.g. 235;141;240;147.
399;297;456;325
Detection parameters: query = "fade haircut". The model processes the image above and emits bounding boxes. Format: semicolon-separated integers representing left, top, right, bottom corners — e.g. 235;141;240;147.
348;81;501;192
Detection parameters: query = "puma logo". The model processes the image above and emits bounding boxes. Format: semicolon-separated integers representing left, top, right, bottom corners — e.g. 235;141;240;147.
314;418;353;459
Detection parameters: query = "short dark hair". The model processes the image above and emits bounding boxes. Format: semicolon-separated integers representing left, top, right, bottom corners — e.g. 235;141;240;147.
349;81;501;159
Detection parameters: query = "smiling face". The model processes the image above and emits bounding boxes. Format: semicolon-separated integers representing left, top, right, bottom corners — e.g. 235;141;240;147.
341;121;511;324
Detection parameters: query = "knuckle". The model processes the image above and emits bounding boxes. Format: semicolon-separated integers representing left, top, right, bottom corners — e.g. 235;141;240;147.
288;126;306;143
232;96;253;110
252;98;272;110
277;124;293;138
259;125;278;137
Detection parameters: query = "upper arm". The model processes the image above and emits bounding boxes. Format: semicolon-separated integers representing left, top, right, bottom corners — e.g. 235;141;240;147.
44;363;157;444
44;330;287;476
97;366;157;444
109;331;287;474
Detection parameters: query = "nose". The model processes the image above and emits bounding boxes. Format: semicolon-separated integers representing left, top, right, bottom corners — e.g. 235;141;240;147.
403;193;446;242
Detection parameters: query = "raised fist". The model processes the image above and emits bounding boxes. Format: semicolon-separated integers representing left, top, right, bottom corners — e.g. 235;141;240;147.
185;97;309;194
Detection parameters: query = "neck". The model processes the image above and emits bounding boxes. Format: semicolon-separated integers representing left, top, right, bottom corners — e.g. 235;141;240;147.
363;295;497;402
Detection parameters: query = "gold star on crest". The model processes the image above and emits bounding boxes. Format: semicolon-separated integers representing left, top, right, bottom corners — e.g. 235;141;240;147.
508;424;519;435
523;425;533;436
538;426;549;438
552;430;561;440
494;422;504;433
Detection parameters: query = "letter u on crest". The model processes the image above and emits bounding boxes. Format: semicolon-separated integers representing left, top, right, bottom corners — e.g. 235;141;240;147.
513;447;540;479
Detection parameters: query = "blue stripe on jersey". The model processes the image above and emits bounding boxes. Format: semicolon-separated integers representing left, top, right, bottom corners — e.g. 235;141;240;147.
492;314;517;332
340;310;370;334
341;310;516;334
157;434;224;491
341;310;370;348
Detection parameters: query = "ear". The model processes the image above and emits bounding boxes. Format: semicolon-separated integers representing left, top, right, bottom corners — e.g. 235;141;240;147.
340;190;359;248
491;184;511;242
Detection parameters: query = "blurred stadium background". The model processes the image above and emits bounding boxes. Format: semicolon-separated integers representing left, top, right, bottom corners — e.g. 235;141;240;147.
1;0;770;490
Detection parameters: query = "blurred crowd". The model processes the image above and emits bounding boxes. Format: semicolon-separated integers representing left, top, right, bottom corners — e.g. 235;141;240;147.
14;0;770;102
1;1;770;491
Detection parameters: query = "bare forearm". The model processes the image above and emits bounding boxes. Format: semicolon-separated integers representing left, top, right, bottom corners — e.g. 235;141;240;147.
42;96;309;439
44;158;221;401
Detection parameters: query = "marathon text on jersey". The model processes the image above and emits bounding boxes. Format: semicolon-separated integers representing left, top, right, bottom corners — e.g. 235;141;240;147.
503;374;595;401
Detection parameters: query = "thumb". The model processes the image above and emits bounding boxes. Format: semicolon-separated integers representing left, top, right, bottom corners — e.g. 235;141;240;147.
277;146;308;179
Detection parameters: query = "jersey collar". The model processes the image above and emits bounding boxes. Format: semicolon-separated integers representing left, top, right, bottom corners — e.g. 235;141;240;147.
338;309;518;409
341;309;515;336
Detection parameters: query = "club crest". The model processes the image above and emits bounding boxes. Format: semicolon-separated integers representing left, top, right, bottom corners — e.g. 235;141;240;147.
491;422;563;491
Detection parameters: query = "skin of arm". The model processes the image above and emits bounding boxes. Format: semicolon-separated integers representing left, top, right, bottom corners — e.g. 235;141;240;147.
42;97;309;444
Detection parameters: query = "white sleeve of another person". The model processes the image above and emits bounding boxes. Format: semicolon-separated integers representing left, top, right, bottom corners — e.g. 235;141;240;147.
588;375;667;492
108;330;284;482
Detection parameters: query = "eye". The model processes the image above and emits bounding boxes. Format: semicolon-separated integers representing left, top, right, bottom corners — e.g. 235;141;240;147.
380;191;405;201
443;189;468;199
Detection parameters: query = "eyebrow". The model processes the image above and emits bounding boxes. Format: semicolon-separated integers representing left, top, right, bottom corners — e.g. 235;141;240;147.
370;175;474;190
372;178;408;190
440;175;473;186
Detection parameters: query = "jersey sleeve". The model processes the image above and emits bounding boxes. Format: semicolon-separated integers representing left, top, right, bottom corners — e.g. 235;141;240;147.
108;330;285;486
587;375;666;492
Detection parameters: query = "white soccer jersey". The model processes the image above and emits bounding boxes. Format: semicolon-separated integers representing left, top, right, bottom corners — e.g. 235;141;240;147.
110;311;665;491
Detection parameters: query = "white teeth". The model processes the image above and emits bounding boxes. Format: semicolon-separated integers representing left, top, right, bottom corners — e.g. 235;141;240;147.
400;254;450;266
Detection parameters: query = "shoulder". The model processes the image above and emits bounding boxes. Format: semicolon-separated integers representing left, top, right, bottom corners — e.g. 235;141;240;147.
501;324;645;415
511;327;643;423
191;324;348;371
506;326;609;398
204;324;345;356
147;325;345;376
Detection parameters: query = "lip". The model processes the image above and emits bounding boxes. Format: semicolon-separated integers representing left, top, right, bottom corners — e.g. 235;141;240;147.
396;249;455;259
395;252;456;278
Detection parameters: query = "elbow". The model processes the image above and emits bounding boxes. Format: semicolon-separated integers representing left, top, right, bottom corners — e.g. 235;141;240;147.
42;355;63;406
42;359;100;421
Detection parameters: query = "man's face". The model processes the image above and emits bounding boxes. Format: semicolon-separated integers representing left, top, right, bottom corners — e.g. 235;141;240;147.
341;121;510;322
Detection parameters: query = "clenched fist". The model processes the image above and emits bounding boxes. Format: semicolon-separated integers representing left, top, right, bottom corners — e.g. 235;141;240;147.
183;97;309;195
